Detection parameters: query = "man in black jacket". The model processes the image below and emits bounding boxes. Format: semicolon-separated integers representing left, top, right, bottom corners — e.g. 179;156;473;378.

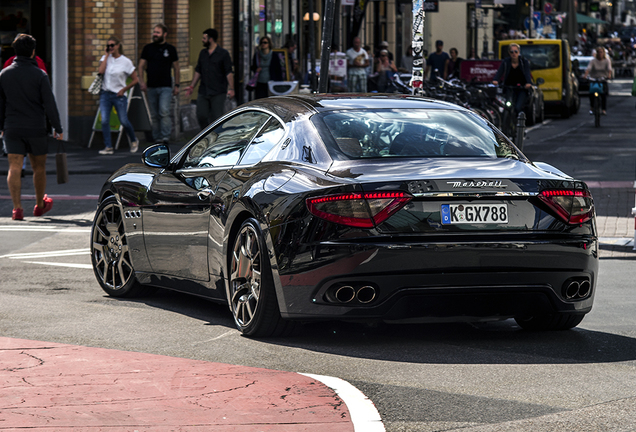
0;34;63;221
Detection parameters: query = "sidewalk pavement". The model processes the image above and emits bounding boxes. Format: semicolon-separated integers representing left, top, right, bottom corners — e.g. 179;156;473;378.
0;337;368;431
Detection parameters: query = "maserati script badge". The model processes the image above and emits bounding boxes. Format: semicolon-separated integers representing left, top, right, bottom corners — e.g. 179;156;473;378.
447;180;507;188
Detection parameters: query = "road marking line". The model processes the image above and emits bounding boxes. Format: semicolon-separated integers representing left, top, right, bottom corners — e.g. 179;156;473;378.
0;226;91;233
599;237;634;247
0;249;89;259
0;194;98;201
23;261;93;269
300;373;385;432
525;118;552;133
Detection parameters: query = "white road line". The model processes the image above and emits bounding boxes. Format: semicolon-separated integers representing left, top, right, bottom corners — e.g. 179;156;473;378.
0;249;89;259
23;261;93;269
0;226;91;233
300;373;385;432
525;118;552;133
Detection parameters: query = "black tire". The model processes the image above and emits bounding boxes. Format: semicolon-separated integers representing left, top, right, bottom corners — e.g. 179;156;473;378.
227;218;294;337
571;92;580;115
91;196;155;297
594;96;601;127
525;101;537;126
560;102;571;119
515;313;585;331
538;99;545;124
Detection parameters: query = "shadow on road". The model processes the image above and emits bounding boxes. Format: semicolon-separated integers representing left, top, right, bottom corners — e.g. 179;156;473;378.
115;288;636;365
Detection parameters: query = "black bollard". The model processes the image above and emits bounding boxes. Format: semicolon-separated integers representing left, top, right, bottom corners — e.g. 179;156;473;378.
516;112;526;150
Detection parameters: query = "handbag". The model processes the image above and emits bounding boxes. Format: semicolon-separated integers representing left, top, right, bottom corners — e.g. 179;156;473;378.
246;52;260;91
88;73;103;95
55;141;69;184
246;71;259;91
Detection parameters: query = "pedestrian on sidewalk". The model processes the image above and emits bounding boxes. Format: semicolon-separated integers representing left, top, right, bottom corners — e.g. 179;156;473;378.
250;36;283;100
425;40;450;82
186;29;235;130
138;24;180;145
97;36;140;155
346;37;369;93
0;33;63;221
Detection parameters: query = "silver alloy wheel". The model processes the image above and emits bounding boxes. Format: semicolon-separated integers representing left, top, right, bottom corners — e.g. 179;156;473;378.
229;224;262;328
92;201;133;291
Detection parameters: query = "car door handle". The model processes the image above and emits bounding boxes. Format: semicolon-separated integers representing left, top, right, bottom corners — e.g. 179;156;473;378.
197;188;214;200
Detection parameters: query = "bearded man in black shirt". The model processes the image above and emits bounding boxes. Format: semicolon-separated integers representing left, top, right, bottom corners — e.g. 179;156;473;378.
138;23;180;144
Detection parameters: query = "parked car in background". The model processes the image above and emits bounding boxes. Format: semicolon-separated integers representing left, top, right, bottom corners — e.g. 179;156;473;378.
572;55;594;93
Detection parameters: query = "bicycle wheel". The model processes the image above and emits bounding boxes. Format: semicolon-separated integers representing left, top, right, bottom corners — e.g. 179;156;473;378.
594;95;601;127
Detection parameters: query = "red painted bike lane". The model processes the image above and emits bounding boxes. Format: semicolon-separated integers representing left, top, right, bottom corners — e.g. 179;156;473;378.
0;337;354;431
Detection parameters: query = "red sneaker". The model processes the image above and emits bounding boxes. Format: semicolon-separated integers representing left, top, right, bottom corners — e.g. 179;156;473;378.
12;208;24;220
33;195;53;216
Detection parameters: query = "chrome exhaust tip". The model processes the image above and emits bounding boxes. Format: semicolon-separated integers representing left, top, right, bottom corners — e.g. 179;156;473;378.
577;280;591;298
334;286;356;303
565;281;580;299
356;286;376;304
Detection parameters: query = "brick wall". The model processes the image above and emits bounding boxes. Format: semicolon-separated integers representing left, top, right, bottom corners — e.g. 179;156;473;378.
67;0;192;144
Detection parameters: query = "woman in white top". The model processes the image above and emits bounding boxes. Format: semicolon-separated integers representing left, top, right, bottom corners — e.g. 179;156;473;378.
97;36;139;154
583;46;612;115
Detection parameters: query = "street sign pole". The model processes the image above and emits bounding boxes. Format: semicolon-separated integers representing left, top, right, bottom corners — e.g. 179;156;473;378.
318;0;336;93
308;0;317;92
529;0;534;38
410;0;425;94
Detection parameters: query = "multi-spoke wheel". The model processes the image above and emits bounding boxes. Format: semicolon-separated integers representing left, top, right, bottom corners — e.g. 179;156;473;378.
227;218;293;337
91;196;151;297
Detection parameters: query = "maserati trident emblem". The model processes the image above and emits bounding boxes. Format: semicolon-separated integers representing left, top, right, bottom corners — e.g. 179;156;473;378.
447;180;507;188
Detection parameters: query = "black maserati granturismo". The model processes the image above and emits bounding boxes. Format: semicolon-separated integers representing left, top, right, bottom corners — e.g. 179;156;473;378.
91;94;597;337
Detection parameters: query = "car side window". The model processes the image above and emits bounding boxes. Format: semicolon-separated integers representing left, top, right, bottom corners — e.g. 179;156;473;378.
182;111;270;169
238;118;285;166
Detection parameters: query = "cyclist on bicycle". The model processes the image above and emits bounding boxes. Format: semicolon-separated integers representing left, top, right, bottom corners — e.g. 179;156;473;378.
583;46;612;115
492;43;533;116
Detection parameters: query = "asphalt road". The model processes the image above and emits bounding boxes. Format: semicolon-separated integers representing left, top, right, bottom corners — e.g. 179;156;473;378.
1;83;636;431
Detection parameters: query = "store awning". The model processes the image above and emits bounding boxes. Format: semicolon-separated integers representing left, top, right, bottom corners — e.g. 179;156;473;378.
576;13;607;24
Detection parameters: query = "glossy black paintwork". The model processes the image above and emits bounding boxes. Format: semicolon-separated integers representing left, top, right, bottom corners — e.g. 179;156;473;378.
97;94;598;322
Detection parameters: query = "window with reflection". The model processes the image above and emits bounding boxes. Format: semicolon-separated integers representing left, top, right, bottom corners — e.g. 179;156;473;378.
238;118;285;165
315;109;520;159
182;111;270;169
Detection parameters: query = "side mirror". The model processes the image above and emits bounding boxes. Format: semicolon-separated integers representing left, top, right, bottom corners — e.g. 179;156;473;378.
143;143;171;168
536;77;545;85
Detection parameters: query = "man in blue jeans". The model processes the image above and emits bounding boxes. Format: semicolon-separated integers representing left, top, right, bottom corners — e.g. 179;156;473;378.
138;23;180;144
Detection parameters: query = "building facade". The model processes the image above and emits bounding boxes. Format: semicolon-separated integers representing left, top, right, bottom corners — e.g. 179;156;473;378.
0;0;498;146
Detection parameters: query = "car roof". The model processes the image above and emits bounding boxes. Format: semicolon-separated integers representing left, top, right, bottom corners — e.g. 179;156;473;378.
240;94;464;118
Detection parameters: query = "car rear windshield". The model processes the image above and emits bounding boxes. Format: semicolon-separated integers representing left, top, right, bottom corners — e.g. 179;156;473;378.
314;109;520;160
503;44;560;70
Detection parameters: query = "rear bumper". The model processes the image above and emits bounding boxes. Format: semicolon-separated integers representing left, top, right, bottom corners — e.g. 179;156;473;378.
275;238;598;321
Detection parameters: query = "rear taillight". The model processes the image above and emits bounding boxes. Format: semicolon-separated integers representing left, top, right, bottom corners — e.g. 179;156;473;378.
306;191;413;228
538;189;594;224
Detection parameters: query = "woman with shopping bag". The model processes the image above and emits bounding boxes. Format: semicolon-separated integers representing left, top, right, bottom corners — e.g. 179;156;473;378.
249;36;283;99
96;36;140;155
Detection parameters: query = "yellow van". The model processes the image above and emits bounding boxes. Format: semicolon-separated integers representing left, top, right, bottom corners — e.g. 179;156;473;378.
498;39;580;118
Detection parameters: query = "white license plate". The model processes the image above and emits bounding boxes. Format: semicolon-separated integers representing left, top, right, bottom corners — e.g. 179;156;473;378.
441;204;508;224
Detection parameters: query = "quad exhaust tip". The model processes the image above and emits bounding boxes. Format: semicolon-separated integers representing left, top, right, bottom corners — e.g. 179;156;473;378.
563;278;592;300
331;285;377;304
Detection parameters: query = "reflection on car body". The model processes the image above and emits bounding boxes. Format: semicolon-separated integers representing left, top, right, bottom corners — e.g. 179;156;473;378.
91;94;598;337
